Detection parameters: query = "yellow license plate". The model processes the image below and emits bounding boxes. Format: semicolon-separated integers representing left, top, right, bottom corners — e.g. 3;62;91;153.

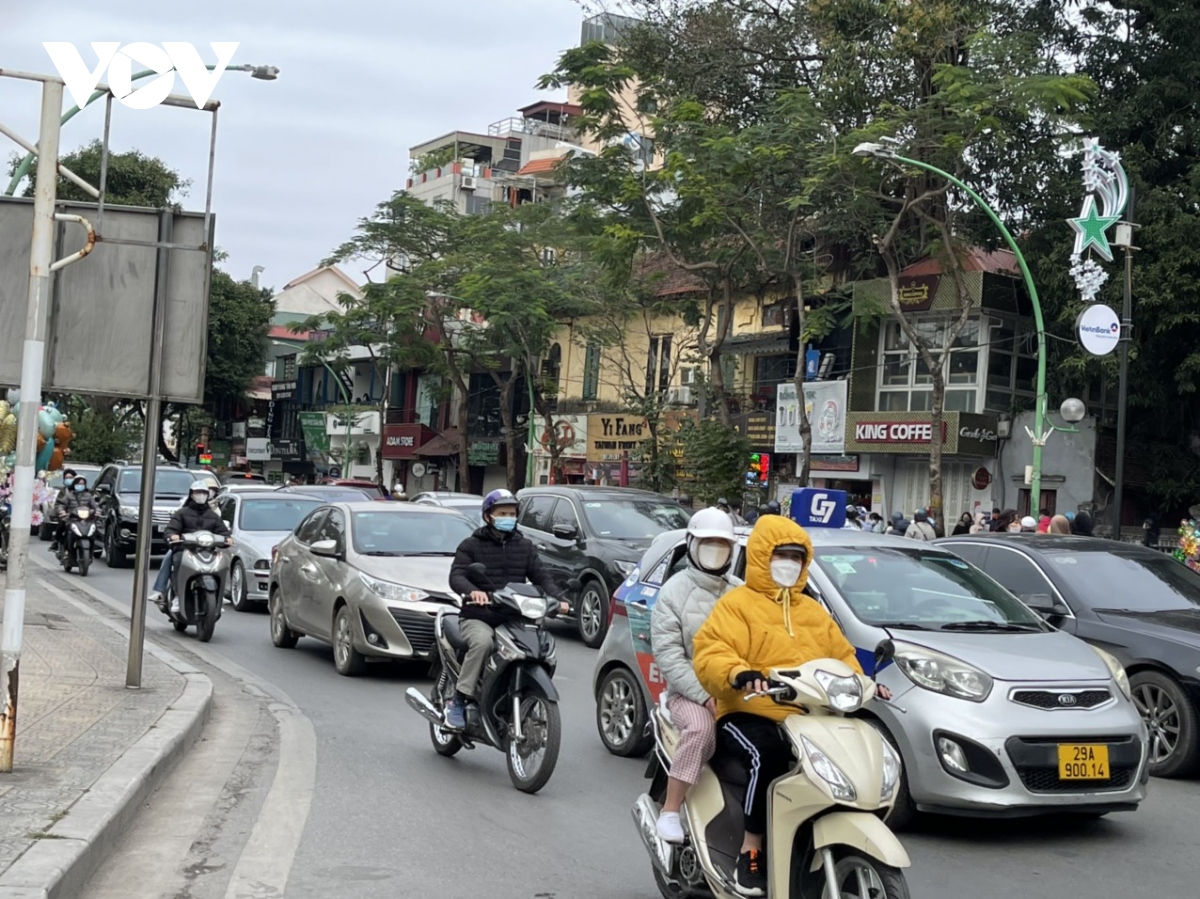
1057;744;1110;780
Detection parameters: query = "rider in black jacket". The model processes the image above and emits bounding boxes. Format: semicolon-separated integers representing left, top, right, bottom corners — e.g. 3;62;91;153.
54;475;100;559
446;488;563;729
48;468;78;552
151;480;231;613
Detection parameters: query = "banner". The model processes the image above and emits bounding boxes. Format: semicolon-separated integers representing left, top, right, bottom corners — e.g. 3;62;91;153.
298;412;330;460
774;380;847;455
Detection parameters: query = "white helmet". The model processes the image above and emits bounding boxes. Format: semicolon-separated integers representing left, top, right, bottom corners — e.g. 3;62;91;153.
688;507;736;541
189;480;211;501
686;507;736;574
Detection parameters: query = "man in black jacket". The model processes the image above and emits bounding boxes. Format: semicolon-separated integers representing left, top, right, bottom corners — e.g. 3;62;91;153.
54;474;100;560
151;480;231;613
48;468;78;552
446;488;563;730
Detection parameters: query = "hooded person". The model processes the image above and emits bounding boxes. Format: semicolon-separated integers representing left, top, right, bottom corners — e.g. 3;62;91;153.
1072;511;1094;536
649;508;737;844
885;510;910;536
1049;515;1071;534
691;516;888;897
905;509;937;541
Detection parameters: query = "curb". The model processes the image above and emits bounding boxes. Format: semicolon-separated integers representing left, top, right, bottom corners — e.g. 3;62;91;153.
0;575;215;899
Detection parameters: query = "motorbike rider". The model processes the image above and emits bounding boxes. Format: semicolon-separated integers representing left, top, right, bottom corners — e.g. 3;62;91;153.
693;515;891;897
48;468;78;552
447;489;566;731
650;508;736;844
150;481;231;614
54;475;100;558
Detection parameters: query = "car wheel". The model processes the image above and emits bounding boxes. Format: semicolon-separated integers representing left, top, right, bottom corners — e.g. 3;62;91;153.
230;561;250;612
596;667;653;757
1130;670;1200;777
575;579;609;648
333;604;367;676
269;588;299;649
105;523;128;568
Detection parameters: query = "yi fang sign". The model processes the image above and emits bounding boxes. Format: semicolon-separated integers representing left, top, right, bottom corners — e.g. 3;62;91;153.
586;414;647;462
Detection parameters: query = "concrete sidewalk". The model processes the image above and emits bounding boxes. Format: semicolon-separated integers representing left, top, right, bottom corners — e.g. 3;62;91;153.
0;572;212;899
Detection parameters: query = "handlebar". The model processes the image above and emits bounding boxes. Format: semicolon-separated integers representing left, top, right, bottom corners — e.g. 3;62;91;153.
742;684;795;702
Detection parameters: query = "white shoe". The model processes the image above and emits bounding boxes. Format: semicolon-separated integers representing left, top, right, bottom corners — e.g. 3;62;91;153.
169;596;180;614
656;811;685;844
148;591;161;605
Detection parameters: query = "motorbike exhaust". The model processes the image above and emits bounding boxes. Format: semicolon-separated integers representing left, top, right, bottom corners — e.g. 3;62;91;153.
632;793;676;881
405;688;444;726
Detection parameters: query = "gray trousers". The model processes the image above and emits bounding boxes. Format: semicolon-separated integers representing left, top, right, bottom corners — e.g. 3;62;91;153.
458;619;495;698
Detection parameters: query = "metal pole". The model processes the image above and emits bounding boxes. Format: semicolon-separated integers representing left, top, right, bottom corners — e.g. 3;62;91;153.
526;370;536;487
127;209;173;688
1;79;64;773
1112;185;1135;541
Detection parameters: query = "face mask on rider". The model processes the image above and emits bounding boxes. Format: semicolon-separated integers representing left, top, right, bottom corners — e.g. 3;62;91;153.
190;492;208;505
694;539;732;572
769;558;804;588
74;483;85;492
491;515;517;533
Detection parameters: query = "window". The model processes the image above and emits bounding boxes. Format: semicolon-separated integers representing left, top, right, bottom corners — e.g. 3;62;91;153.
1041;550;1200;612
877;319;979;412
318;509;346;550
295;510;328;543
239;498;324;531
518;496;556;533
980;547;1057;602
939;542;989;567
541;247;557;265
582;340;600;401
219;498;235;526
550;499;580;534
350;510;473;555
283;355;297;380
646;335;672;396
984;319;1037;413
541;344;562;396
762;301;792;329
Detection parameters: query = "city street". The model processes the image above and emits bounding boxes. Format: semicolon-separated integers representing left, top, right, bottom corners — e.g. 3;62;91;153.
45;555;1199;898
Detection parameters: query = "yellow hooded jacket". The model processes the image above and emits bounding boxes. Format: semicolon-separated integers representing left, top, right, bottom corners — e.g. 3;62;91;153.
692;515;862;723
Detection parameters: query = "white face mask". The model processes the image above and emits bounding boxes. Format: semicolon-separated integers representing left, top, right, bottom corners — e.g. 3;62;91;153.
694;539;732;572
770;558;803;588
191;492;208;505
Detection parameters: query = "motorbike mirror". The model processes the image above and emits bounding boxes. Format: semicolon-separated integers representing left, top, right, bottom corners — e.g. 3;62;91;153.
93;484;110;494
873;638;896;669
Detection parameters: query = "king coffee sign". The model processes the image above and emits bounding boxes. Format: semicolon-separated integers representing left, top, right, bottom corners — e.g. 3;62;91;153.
853;421;947;444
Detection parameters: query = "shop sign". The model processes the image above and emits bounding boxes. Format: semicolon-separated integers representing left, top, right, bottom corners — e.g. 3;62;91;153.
853;420;946;444
810;454;860;473
775;380;847;454
468;441;500;466
271;380;297;399
972;467;992;490
586;414;648;462
297;412;330;460
246;437;272;461
895;274;939;313
271;438;302;461
746;412;776;448
535;414;588;456
956;413;1002;455
381;423;432;460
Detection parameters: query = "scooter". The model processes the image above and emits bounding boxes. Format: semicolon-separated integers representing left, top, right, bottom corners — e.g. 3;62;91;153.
633;643;912;899
156;531;230;643
59;507;98;576
405;562;569;794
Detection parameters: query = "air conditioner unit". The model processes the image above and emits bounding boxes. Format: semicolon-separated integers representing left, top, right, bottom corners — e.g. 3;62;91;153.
667;385;697;406
461;176;477;190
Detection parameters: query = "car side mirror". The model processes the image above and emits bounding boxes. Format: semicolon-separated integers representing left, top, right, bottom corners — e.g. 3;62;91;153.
94;484;110;494
874;638;896;670
311;538;340;558
1021;593;1069;617
552;524;578;541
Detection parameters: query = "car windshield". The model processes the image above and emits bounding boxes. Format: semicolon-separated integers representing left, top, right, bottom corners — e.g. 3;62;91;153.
47;468;98;489
580;499;692;539
351;511;475;555
336;482;385;499
238;498;323;532
118;469;195;495
816;547;1046;629
1042;550;1200;612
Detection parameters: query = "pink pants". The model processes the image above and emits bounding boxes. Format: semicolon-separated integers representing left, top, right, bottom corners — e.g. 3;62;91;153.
666;693;716;785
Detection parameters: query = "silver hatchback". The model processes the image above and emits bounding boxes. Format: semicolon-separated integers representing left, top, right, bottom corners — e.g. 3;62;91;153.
594;528;1148;824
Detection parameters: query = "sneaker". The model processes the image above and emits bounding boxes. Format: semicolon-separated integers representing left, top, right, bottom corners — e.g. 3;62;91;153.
48;542;58;552
148;591;162;606
443;696;466;730
656;811;685;844
169;595;180;614
734;849;766;897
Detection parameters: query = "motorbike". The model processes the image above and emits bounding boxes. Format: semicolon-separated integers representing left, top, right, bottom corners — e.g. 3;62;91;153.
633;642;912;899
405;562;570;794
155;531;230;643
59;507;98;576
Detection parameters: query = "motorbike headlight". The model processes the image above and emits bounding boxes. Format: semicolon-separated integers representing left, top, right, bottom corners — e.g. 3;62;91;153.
197;532;216;549
358;572;428;603
1091;645;1132;701
893;642;993;702
799;735;856;802
77;509;90;519
813;669;864;713
880;738;902;802
515;595;550;619
120;505;138;517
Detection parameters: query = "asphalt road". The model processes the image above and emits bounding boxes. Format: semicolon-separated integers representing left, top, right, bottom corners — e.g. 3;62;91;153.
57;547;1200;899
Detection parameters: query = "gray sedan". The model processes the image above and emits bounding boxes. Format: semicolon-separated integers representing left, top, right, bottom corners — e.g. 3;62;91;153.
268;502;476;676
594;528;1148;826
215;493;325;611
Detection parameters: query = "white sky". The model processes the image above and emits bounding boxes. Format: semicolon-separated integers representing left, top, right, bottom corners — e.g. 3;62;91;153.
1;1;585;291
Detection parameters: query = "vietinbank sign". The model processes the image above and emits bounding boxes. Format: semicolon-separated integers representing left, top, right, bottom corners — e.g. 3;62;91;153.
43;42;239;110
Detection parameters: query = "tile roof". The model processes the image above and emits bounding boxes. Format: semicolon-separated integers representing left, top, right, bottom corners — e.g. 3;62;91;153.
901;248;1019;278
516;155;568;176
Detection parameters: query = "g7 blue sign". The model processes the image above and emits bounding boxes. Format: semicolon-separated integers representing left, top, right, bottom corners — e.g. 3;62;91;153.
790;487;847;529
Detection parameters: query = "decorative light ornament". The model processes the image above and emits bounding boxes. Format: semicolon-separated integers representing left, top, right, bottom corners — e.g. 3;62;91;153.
1068;138;1129;300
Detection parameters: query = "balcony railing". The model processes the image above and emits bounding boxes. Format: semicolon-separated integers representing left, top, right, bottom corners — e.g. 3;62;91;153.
487;117;576;143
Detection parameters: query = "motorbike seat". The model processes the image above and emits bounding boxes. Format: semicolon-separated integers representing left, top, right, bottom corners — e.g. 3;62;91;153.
440;613;469;651
709;750;750;788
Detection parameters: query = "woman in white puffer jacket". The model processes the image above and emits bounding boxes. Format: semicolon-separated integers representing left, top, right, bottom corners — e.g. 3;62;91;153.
649;507;737;844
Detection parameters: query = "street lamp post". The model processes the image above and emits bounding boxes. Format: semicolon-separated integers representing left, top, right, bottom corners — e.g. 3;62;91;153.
853;140;1055;512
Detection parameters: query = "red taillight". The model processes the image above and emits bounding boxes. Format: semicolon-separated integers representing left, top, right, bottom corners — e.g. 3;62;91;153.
608;592;619;627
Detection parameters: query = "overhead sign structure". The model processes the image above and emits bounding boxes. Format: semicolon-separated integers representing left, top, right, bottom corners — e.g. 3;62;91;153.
1076;303;1121;356
789;487;847;529
1068;139;1129;303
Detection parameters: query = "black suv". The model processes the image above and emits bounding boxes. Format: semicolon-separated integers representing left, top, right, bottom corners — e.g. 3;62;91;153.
515;486;691;647
92;463;197;567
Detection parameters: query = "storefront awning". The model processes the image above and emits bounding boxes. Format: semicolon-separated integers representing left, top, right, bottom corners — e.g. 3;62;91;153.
723;334;790;357
415;428;462;458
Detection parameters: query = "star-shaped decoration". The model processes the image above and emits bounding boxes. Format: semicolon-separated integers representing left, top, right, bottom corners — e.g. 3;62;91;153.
1069;195;1119;262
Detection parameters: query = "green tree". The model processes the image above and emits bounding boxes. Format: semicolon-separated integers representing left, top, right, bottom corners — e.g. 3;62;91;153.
675;417;750;505
12;138;191;207
61;402;140;465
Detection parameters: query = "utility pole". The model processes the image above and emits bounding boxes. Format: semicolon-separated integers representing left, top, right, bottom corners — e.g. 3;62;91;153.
1;78;64;772
1111;187;1137;540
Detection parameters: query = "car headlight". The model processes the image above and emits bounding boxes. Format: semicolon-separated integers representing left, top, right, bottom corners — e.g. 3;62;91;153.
799;735;856;802
880;738;901;802
358;572;429;603
253;559;270;571
893;642;993;702
120;505;138;517
614;559;637;577
1091;645;1132;701
813;669;864;713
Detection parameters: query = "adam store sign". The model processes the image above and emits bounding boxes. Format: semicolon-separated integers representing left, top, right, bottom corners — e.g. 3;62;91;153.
43;42;239;110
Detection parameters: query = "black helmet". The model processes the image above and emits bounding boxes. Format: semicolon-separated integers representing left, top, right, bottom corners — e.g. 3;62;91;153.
766;500;781;514
716;497;730;508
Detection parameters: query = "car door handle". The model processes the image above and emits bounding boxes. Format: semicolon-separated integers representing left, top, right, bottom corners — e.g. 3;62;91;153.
536;543;548;550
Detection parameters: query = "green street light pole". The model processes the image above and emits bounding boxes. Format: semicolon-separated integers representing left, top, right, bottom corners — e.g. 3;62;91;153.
854;140;1052;513
5;63;279;197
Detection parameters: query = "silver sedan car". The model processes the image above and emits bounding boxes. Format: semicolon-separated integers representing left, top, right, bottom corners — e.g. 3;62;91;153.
594;528;1148;825
268;502;476;676
214;492;325;611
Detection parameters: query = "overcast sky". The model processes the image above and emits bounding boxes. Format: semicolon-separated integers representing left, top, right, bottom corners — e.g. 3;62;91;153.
2;1;586;292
